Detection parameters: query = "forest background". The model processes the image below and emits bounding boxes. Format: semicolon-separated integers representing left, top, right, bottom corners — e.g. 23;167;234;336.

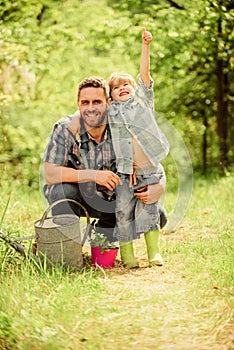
0;0;233;191
0;2;233;349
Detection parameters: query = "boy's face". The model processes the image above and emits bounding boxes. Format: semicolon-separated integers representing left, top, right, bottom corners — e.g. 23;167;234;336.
111;80;135;102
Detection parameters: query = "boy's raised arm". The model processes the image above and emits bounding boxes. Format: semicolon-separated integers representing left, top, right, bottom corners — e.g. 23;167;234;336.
140;27;152;88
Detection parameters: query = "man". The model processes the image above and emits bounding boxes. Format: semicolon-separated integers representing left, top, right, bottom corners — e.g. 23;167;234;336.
43;76;166;254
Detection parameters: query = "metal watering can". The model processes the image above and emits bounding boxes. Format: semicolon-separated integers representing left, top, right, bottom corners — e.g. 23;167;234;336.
34;199;90;271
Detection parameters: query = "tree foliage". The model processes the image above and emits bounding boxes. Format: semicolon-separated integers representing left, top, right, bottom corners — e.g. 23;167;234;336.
0;0;233;188
107;0;234;173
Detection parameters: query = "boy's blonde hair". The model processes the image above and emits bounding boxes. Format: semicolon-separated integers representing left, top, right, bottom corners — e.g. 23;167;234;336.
108;72;137;97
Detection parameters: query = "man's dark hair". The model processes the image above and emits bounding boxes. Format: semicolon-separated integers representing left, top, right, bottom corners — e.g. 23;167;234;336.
77;76;110;101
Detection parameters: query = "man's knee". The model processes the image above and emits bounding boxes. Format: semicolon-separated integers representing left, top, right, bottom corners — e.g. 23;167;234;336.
52;183;79;200
158;203;167;229
47;183;84;216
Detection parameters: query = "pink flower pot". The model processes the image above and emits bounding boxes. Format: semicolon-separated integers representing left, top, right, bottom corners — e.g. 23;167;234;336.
91;247;119;268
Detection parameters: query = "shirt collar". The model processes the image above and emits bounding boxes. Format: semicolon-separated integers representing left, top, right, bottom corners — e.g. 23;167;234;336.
80;123;111;146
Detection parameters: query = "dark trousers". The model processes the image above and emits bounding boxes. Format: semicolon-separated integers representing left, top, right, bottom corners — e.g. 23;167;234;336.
44;182;117;242
44;182;167;243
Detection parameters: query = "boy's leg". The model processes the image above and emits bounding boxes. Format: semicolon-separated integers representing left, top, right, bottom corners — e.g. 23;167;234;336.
144;230;163;266
135;193;166;267
114;177;136;242
119;241;139;268
115;177;139;267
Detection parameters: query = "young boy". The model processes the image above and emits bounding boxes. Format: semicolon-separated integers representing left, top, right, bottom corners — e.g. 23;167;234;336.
107;28;169;268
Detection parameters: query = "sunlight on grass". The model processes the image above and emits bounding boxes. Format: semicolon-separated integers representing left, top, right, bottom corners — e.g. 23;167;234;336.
0;263;102;349
0;176;233;349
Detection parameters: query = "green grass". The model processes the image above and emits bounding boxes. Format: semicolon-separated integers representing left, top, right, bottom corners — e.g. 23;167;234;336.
0;176;233;350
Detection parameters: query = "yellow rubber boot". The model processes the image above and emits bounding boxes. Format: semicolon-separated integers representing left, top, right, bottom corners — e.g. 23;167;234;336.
144;230;163;266
119;241;139;268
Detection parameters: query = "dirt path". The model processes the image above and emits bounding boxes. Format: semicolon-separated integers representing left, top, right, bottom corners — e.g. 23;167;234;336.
84;233;233;350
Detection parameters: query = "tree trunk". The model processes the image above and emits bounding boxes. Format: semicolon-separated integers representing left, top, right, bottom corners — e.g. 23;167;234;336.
202;113;207;175
216;12;229;173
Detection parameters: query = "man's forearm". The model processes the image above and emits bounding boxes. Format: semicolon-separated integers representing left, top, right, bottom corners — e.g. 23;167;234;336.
44;162;97;185
44;162;121;191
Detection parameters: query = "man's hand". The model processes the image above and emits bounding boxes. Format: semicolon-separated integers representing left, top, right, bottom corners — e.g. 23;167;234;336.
95;170;122;191
134;183;164;204
142;27;152;46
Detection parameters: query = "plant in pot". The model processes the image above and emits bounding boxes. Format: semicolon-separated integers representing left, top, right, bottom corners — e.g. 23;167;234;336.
89;233;119;268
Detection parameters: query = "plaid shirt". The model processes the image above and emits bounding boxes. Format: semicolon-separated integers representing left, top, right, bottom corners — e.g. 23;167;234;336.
108;75;169;174
43;115;116;172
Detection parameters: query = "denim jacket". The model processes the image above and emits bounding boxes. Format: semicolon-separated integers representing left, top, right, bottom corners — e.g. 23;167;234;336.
108;75;170;174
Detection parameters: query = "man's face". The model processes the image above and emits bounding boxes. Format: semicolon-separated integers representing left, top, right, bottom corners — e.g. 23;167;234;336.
78;87;110;129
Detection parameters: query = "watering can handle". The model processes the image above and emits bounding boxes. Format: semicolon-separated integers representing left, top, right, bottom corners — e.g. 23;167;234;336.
39;199;91;245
